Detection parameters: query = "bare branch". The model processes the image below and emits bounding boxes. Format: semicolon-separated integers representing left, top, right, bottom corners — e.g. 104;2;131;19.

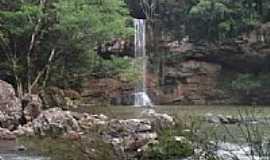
26;0;47;94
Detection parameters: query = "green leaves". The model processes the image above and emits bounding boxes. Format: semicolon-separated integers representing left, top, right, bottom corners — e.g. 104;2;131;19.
188;0;260;40
232;74;262;93
55;0;132;42
0;0;133;89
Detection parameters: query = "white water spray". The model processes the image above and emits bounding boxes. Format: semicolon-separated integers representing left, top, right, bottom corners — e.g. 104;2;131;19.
134;19;153;107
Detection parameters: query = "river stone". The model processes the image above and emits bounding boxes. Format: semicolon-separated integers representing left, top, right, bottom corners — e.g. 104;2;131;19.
0;80;22;130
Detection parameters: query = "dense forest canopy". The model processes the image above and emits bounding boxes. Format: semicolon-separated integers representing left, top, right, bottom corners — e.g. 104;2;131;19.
1;0;270;98
0;0;132;95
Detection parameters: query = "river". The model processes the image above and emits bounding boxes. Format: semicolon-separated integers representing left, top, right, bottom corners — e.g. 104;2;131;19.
0;140;49;160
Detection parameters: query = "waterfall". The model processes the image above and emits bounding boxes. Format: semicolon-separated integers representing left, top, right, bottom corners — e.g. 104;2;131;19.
134;19;153;107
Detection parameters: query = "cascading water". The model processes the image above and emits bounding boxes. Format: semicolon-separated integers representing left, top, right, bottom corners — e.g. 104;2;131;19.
134;19;153;107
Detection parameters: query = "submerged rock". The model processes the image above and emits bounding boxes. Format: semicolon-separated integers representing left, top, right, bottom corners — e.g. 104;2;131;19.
205;113;240;124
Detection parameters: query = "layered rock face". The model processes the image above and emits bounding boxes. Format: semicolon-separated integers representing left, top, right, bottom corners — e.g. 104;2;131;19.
155;60;222;105
81;78;135;105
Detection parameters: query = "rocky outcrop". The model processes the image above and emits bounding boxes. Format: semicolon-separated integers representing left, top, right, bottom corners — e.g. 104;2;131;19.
0;80;22;130
102;119;157;154
97;38;134;59
32;108;80;136
126;0;146;19
81;78;135;105
150;60;222;105
30;107;174;155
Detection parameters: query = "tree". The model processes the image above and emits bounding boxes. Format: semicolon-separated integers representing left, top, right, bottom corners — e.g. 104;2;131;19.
0;0;132;93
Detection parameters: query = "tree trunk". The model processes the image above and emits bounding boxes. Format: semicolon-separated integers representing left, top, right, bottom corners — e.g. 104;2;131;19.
26;0;46;94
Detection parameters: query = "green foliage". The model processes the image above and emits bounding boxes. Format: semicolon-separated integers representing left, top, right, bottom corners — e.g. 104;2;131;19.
0;0;132;90
188;0;260;41
153;0;270;41
142;132;193;160
142;119;194;160
231;74;262;92
94;56;139;82
55;0;132;42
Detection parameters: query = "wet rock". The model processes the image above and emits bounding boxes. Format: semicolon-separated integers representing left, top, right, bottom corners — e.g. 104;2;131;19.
225;115;240;124
205;113;240;124
16;145;27;152
0;80;22;130
217;114;229;124
32;108;80;136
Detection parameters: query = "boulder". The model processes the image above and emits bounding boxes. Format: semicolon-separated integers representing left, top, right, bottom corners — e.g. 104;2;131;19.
0;80;22;130
102;118;158;154
141;109;175;129
32;108;80;136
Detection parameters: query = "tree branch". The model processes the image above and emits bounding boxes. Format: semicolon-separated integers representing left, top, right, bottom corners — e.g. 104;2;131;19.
27;0;47;94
